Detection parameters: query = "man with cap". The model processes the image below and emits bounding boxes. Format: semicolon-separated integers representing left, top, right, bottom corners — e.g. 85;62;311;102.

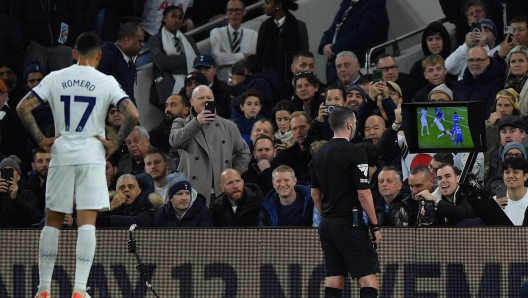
193;54;231;118
0;79;28;158
153;171;212;227
452;45;505;118
446;18;499;81
210;0;258;82
486;115;528;195
0;157;43;228
180;71;208;99
412;55;453;103
98;23;145;106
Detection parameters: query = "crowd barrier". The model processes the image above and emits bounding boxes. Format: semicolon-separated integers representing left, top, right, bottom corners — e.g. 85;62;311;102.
0;227;526;297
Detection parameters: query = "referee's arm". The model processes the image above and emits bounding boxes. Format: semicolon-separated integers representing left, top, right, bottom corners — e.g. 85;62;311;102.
311;188;323;215
358;189;377;225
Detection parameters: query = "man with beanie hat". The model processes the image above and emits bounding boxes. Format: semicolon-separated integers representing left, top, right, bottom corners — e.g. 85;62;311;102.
428;83;454;102
153;171;212;227
0;157;43;228
24;61;46;90
502;141;528;162
487;88;521;155
181;71;208;98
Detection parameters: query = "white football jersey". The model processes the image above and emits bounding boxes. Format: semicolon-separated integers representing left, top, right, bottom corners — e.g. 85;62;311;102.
32;64;129;167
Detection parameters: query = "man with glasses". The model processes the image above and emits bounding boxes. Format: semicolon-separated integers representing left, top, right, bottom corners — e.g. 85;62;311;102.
452;46;505;118
192;55;231;118
375;53;420;103
210;0;257;83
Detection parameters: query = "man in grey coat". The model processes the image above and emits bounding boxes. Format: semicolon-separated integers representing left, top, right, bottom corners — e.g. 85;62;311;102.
169;85;251;206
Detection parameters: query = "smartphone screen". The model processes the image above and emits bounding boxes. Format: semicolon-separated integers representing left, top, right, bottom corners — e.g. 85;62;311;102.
1;168;14;182
204;101;216;114
496;184;507;199
504;26;513;43
471;21;482;33
373;69;383;83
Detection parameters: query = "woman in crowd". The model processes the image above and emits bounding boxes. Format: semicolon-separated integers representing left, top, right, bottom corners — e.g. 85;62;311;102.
291;71;323;120
271;100;295;149
150;5;200;106
257;0;309;84
506;46;528;116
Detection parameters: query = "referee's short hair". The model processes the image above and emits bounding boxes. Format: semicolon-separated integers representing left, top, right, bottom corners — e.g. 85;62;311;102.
329;106;355;132
75;32;101;57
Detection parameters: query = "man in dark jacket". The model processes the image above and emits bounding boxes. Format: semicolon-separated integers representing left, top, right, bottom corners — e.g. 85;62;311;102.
375;53;421;103
193;55;231;118
376;166;416;226
319;0;389;81
98;23;145;106
242;136;275;196
97;173;156;227
26;148;50;214
452;46;506;118
258;165;314;226
211;169;264;227
154;172;212;227
0;157;43;228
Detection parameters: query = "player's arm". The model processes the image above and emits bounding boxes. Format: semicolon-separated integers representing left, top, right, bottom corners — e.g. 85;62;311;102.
358;189;381;244
311;187;323;215
16;92;53;151
113;99;139;147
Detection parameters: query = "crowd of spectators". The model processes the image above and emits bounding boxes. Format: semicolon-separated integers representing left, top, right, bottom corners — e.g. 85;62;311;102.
1;0;528;229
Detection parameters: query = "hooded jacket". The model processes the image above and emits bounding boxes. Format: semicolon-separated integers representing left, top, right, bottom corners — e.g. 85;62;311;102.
452;58;506;118
154;190;212;227
210;183;264;227
231;69;279;118
409;22;452;86
258;182;314;227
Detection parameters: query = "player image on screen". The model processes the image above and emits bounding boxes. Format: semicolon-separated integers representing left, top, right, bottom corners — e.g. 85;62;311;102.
431;115;452;139
434;107;445;121
450;111;464;126
420;107;430;136
450;124;464;148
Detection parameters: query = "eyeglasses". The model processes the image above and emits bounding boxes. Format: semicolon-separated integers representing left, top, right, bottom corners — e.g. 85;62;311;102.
377;65;398;72
226;8;244;14
467;57;488;64
505;153;523;159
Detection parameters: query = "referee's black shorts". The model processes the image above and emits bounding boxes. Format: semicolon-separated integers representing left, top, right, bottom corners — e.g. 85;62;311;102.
318;216;380;278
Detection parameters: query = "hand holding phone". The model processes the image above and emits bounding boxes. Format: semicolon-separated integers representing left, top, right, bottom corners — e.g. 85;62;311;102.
504;26;514;44
1;168;14;183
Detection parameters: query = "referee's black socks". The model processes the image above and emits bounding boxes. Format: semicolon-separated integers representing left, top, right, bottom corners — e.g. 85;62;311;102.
360;286;378;297
324;287;342;298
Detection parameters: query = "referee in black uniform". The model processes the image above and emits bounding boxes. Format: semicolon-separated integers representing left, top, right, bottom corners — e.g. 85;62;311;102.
310;106;381;298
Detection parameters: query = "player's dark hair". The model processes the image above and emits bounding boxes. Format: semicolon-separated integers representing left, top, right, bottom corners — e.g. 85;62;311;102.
32;148;48;162
329;106;355;132
107;156;117;168
292;51;314;63
410;165;431;177
244;55;264;74
75;32;101;56
324;86;346;100
357;142;379;167
271;100;296;132
159;5;184;32
380;166;403;183
240;89;262;105
145;147;167;162
433;153;454;165
437;163;461;176
253;135;274;152
117;23;142;41
502;157;528;173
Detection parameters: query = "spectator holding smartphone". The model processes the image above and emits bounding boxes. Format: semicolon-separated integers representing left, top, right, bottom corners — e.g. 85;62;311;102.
0;157;43;227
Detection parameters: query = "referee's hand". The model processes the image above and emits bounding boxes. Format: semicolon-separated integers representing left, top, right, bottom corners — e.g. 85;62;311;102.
372;230;381;245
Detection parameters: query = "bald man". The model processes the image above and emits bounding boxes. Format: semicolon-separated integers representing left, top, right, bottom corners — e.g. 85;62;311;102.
169;86;251;205
452;45;506;118
364;115;387;146
210;168;264;226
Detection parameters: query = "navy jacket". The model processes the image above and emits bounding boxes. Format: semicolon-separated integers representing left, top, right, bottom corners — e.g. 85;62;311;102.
318;0;389;66
210;184;264;227
154;193;212;227
452;58;506;118
232;69;279;118
98;42;137;105
258;182;314;226
231;106;262;146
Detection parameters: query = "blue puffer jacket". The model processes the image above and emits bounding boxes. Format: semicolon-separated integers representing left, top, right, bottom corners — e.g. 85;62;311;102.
154;192;212;227
231;107;263;146
258;182;315;227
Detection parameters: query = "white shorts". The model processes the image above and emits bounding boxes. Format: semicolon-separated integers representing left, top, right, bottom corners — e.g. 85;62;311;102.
45;164;110;213
421;118;428;126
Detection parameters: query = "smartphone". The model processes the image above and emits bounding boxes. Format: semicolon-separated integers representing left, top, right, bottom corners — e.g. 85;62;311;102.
504;26;513;43
273;139;282;145
496;183;507;199
204;101;216;115
373;69;383;83
471;21;482;33
325;104;337;115
1;168;14;182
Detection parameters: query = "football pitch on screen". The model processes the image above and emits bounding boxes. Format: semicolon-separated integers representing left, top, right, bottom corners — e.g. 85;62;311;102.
416;107;474;149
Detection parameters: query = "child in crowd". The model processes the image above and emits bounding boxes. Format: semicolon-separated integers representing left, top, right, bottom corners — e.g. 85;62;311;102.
232;89;263;145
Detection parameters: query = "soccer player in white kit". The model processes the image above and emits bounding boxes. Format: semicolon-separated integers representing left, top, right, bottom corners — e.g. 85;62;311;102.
431;116;452;139
17;32;139;298
420;107;430;136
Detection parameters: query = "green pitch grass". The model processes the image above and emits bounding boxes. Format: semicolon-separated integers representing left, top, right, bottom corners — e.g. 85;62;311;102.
416;107;475;150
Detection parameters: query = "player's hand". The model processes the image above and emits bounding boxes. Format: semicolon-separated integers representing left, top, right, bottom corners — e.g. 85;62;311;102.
111;192;127;210
372;230;381;245
95;136;120;159
64;214;74;227
317;102;327;122
39;136;58;152
495;197;508;209
196;110;216;126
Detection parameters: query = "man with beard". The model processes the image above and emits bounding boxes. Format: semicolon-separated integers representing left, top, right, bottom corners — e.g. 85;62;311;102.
242;135;276;195
149;94;191;158
210;168;264;226
26;148;51;215
0;62;25;108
